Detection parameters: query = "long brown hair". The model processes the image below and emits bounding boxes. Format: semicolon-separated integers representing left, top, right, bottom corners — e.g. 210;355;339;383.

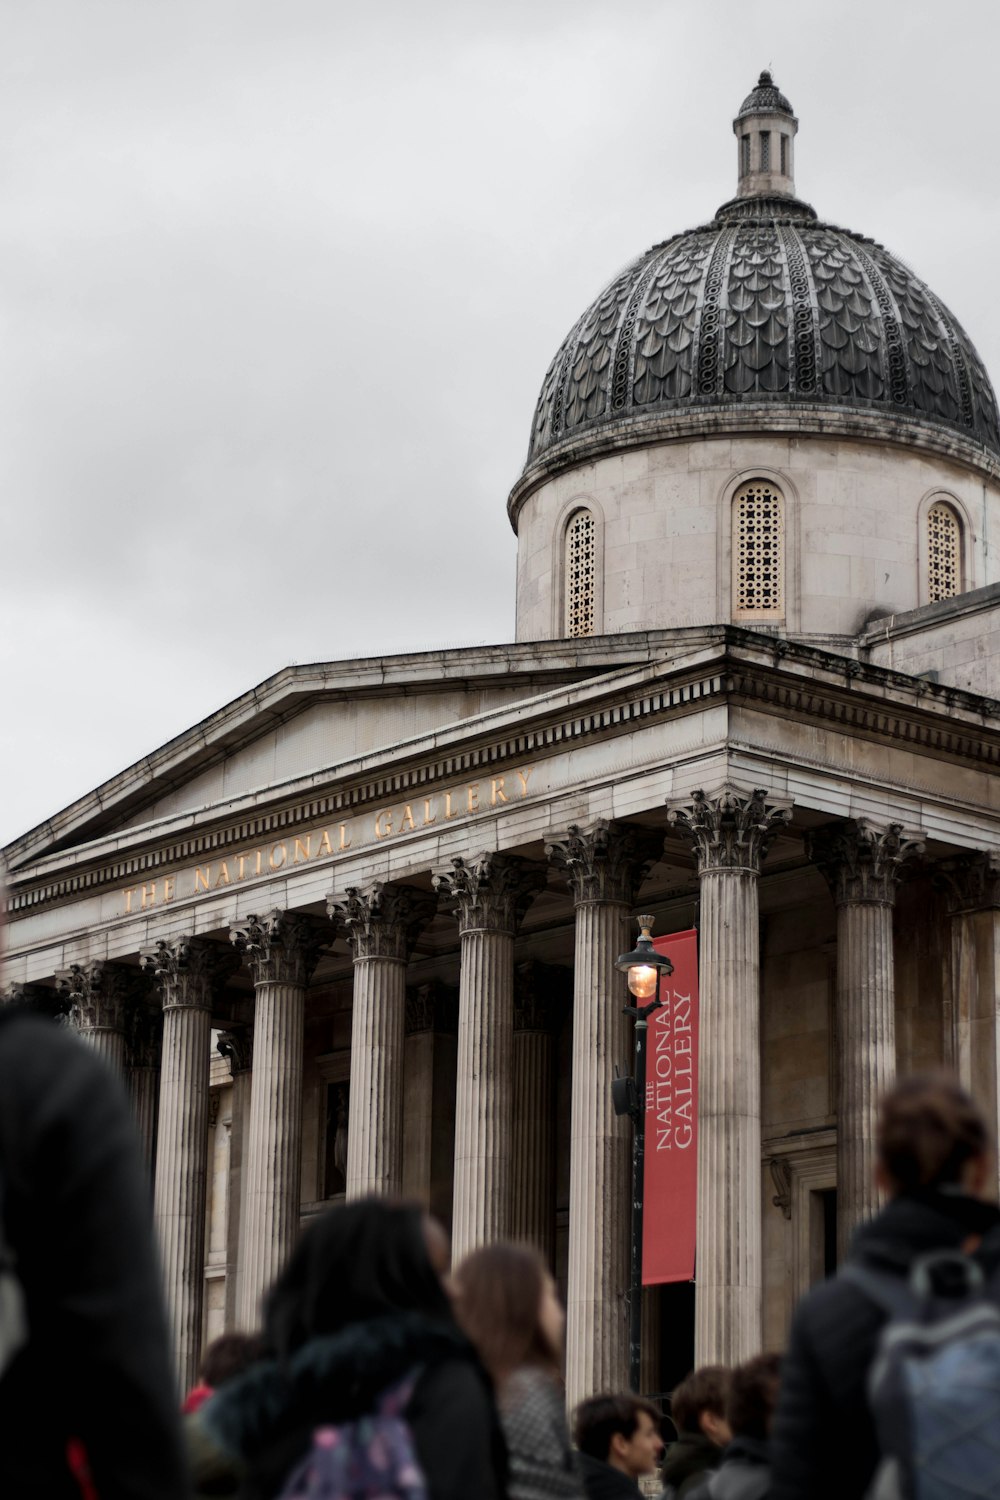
453;1242;560;1391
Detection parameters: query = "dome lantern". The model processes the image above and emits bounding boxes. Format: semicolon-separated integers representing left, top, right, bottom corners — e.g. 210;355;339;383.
733;69;797;201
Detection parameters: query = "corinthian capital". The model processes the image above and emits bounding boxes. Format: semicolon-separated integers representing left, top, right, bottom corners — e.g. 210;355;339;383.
230;910;331;986
328;882;436;963
934;851;1000;915
808;820;924;907
433;853;546;936
140;936;240;1011
667;784;792;875
545;820;661;907
55;960;146;1034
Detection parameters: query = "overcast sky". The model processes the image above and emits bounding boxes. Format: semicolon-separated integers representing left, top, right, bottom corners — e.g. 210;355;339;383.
2;0;998;851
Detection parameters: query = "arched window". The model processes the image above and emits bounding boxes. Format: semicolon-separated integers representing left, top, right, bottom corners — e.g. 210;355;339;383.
565;508;596;637
733;479;785;619
927;500;962;602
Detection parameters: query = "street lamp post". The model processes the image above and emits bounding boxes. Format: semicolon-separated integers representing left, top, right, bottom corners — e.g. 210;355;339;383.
614;916;674;1393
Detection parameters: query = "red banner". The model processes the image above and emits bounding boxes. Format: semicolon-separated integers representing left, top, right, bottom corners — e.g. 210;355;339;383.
642;929;699;1285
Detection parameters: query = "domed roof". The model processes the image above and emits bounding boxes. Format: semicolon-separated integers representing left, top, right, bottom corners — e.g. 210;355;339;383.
739;69;793;115
523;79;1000;478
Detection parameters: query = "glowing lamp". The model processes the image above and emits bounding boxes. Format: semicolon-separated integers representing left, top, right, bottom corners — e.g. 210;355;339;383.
615;915;673;1000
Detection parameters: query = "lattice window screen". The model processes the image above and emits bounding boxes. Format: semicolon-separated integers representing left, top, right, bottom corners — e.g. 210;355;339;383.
927;502;961;602
733;481;785;616
759;132;771;171
565;509;596;637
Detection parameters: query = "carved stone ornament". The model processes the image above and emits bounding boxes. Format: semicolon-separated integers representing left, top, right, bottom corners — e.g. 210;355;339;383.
1;981;69;1021
433;853;546;936
768;1157;792;1220
140;936;240;1011
55;960;145;1034
513;961;569;1033
934;852;1000;916
217;1024;254;1077
808;819;925;907
404;981;459;1037
544;819;661;907
666;785;792;875
328;883;436;963
230;910;331;986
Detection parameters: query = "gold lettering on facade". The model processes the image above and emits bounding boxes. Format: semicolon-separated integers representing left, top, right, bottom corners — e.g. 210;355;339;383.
119;764;537;914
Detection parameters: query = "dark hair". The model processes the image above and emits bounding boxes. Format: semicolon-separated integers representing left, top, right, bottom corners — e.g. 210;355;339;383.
453;1243;559;1391
877;1074;990;1192
670;1366;731;1434
574;1393;661;1460
726;1353;781;1441
199;1332;265;1388
264;1198;453;1361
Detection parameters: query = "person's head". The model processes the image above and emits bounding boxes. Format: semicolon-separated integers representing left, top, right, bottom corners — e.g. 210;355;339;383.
452;1242;564;1390
670;1365;732;1448
726;1354;781;1441
876;1074;992;1199
264;1197;453;1361
198;1332;265;1389
573;1393;664;1478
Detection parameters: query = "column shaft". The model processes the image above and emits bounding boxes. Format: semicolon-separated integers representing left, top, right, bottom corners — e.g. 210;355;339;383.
237;981;305;1327
511;1027;555;1260
696;867;762;1364
153;1000;212;1388
130;1066;160;1172
452;928;514;1259
226;1069;252;1328
949;905;1000;1196
565;898;632;1405
346;955;408;1196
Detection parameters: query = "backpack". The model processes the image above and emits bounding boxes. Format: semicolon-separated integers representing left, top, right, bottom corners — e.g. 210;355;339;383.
277;1371;429;1500
841;1249;1000;1500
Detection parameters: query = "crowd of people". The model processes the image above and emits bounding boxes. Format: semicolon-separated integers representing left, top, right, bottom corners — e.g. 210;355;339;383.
2;993;999;1499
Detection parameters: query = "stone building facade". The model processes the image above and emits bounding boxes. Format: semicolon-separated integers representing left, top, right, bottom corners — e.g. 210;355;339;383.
5;74;1000;1403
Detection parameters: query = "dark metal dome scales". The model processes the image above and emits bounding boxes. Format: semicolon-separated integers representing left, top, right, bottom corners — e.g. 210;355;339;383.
525;79;1000;470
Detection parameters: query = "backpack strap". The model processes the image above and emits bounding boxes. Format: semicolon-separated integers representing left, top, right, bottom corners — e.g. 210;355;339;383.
377;1366;423;1419
839;1263;920;1322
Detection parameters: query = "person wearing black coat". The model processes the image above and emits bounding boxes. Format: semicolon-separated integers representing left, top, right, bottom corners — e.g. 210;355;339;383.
0;1005;188;1500
770;1074;1000;1500
189;1198;507;1500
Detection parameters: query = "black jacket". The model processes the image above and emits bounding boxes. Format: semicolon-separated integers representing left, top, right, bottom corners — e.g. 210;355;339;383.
692;1436;770;1500
193;1310;507;1500
0;1009;188;1500
770;1189;1000;1500
577;1453;640;1500
660;1432;721;1499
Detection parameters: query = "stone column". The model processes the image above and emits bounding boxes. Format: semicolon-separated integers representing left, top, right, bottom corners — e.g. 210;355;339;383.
937;853;1000;1194
668;786;792;1366
403;981;459;1224
56;960;136;1078
511;962;564;1264
217;1025;253;1329
329;883;435;1199
142;936;238;1389
810;820;924;1259
545;821;659;1405
126;998;164;1173
231;911;329;1329
434;853;546;1261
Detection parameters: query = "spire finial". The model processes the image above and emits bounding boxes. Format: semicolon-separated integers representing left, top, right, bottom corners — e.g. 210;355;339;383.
733;70;798;201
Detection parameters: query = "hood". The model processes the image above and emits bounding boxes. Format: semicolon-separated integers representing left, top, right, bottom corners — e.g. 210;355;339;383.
203;1311;473;1458
849;1189;1000;1276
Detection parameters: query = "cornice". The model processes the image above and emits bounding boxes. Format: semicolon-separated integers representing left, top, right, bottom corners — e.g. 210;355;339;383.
507;404;1000;529
7;631;1000;918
